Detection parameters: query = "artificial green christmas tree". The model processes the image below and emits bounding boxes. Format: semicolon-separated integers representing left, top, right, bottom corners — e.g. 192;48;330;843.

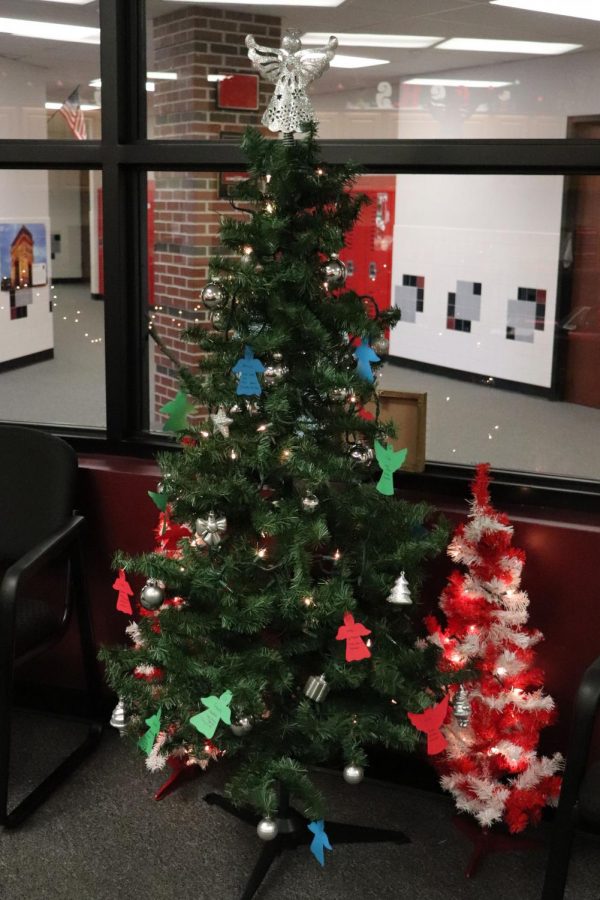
102;29;449;864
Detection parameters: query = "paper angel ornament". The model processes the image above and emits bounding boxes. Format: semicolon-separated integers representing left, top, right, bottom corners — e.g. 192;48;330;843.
407;695;449;755
232;346;265;396
336;611;372;662
246;30;338;134
190;691;233;740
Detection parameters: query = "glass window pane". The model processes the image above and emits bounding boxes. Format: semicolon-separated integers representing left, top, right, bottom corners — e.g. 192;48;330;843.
145;0;600;141
0;169;105;429
0;3;100;140
147;166;600;481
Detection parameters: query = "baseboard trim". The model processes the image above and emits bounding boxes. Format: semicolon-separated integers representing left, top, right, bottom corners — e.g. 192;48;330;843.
0;349;54;373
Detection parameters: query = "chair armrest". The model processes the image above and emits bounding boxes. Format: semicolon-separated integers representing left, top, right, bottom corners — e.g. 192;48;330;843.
0;515;85;613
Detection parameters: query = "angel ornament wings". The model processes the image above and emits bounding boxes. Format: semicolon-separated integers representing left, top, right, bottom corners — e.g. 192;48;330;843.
246;31;338;135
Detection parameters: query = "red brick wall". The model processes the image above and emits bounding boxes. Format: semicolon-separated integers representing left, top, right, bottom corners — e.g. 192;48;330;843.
150;7;281;427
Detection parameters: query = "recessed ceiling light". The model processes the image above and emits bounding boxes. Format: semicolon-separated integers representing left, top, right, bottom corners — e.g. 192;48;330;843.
164;0;344;5
436;37;581;54
46;102;99;111
491;0;600;20
404;77;513;88
330;54;390;68
302;33;443;49
0;17;99;43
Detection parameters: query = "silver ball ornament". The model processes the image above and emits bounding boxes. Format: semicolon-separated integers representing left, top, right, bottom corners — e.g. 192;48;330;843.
321;253;347;289
257;817;279;841
231;715;254;736
343;764;364;785
140;579;165;610
373;336;389;355
301;492;319;512
201;281;227;311
349;443;374;466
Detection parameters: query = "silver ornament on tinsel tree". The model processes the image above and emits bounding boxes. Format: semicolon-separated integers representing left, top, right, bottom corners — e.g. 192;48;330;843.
110;698;127;733
195;511;227;547
140;578;165;610
231;715;254;736
454;685;471;728
257;817;279;841
321;253;347;289
201;280;228;311
304;673;330;702
301;492;319;512
387;572;412;605
343;764;364;785
349;443;374;466
246;31;338;135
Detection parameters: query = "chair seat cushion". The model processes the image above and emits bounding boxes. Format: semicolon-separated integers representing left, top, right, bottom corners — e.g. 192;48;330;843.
579;761;600;827
15;597;64;658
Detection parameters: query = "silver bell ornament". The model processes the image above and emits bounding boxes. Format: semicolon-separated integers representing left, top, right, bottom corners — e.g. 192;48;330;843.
343;764;364;785
301;492;319;513
200;280;228;311
304;674;330;703
140;578;165;610
231;715;254;736
454;685;471;729
195;511;227;547
257;817;279;841
110;698;127;733
321;253;347;289
349;443;374;466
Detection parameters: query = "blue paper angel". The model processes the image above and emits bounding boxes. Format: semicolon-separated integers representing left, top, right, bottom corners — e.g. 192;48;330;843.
307;820;333;866
232;346;265;396
353;339;380;383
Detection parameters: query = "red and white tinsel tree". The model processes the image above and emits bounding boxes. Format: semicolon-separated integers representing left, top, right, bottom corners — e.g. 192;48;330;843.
425;464;562;834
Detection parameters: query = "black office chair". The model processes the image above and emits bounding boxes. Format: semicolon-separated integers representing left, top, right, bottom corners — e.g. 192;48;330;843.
0;424;102;828
541;655;600;899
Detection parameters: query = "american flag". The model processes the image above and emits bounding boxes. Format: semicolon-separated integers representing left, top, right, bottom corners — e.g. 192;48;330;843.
59;86;87;140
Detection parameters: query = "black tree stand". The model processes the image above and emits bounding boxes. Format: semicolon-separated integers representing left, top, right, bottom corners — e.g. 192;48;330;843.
204;780;410;900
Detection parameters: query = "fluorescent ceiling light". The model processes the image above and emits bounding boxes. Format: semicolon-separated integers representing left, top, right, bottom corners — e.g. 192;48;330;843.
302;32;443;49
36;1;95;4
90;73;177;89
46;102;99;111
404;77;513;88
436;37;580;54
164;0;344;5
0;16;99;43
491;0;600;21
330;54;390;68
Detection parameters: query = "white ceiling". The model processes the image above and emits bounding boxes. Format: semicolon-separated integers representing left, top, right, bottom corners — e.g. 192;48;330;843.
2;0;600;104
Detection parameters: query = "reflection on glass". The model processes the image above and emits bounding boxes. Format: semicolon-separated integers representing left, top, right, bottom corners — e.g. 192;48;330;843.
0;6;100;139
0;170;105;428
145;1;600;141
147;166;600;481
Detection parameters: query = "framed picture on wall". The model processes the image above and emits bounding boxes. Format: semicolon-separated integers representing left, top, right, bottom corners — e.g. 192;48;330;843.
366;390;427;473
216;73;259;111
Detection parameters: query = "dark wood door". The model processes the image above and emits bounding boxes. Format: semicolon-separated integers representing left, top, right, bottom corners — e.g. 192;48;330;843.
563;121;600;408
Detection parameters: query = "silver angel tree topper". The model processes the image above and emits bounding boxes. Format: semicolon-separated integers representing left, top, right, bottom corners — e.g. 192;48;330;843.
246;30;338;135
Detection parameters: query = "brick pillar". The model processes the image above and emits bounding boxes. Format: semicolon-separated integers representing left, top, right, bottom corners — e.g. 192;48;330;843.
150;8;281;428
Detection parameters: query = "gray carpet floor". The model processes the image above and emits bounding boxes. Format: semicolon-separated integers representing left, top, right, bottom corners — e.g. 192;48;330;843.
1;711;599;900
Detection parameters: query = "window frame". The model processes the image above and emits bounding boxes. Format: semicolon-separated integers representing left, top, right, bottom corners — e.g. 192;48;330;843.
0;0;598;510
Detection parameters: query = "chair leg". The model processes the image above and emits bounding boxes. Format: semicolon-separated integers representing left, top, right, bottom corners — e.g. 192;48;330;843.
541;812;576;900
0;658;14;826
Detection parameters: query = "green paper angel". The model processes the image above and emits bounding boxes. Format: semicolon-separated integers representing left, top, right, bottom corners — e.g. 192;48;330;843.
160;391;196;433
138;707;162;755
190;690;233;739
374;440;407;496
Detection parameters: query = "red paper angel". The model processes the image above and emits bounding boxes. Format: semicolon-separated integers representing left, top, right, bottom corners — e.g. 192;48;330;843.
113;568;134;615
336;611;372;662
407;694;449;755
